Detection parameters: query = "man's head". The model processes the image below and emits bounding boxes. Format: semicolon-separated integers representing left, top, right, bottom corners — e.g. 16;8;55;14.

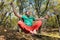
25;11;31;16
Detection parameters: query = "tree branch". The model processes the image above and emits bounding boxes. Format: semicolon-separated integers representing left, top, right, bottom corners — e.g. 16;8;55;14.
41;0;49;16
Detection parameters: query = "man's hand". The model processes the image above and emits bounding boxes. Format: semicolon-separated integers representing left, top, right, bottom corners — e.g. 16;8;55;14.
45;15;49;19
10;2;21;18
10;2;14;7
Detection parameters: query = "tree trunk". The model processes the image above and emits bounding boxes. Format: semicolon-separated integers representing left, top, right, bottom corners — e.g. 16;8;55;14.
35;0;42;17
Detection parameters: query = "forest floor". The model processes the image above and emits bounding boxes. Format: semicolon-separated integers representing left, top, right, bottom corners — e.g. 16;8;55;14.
0;26;60;40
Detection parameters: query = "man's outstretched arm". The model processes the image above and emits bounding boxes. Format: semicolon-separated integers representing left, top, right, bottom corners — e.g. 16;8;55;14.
35;15;49;21
10;2;22;18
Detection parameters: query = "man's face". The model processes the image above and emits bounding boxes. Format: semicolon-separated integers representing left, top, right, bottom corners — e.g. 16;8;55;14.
26;11;31;16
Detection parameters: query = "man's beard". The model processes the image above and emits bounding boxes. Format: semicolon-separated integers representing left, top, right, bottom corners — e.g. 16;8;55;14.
26;14;30;17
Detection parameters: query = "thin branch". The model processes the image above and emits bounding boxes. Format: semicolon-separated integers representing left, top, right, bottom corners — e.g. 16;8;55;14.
41;0;49;16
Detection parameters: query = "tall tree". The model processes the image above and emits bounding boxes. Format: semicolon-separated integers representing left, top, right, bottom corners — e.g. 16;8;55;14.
34;0;49;17
17;0;25;14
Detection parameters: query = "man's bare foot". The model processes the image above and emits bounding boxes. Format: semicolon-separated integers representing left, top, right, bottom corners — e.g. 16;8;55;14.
30;31;34;34
33;30;37;34
30;30;37;34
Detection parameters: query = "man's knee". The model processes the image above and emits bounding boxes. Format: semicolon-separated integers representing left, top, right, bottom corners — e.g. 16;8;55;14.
37;20;42;25
39;20;42;24
18;21;23;25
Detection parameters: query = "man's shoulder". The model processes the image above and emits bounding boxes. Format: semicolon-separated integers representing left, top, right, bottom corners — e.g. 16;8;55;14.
30;16;35;19
22;15;27;18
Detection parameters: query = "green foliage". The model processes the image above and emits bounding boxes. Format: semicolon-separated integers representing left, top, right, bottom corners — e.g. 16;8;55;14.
46;15;59;28
10;17;18;28
0;0;60;30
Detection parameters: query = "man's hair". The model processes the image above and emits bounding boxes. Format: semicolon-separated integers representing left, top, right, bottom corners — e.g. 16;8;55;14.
25;10;31;13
